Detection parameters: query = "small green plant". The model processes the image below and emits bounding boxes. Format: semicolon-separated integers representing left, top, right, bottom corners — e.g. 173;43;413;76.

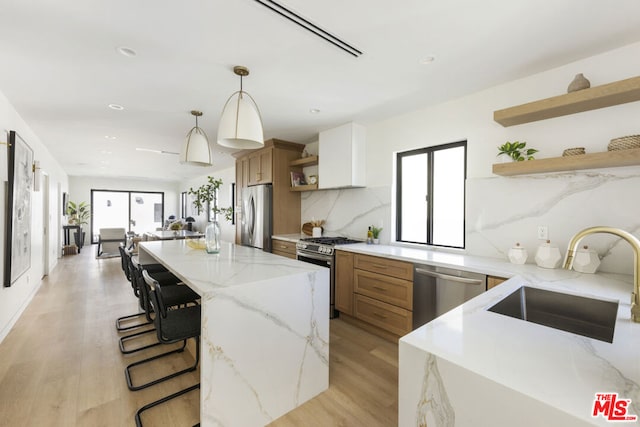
371;226;383;239
497;141;538;161
66;201;90;227
188;176;233;222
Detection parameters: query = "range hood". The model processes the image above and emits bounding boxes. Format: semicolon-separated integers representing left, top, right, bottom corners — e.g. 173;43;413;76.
318;122;366;189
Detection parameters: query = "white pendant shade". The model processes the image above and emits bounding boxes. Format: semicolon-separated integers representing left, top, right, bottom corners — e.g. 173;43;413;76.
217;90;264;149
180;126;212;166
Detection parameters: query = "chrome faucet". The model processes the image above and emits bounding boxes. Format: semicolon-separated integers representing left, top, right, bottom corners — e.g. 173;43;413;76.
563;226;640;322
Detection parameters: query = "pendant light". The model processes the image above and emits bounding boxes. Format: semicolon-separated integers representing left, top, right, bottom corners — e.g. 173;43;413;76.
180;110;212;166
217;66;264;149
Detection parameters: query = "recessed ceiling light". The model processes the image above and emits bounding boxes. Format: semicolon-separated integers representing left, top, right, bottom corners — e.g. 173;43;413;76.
419;56;436;65
309;108;321;114
117;46;137;57
100;150;112;155
104;135;117;140
108;103;124;110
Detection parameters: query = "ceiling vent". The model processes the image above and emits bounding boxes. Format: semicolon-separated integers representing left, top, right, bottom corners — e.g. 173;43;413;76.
254;0;363;58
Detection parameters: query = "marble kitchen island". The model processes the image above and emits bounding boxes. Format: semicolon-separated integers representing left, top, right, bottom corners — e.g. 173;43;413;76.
400;270;640;426
138;240;330;427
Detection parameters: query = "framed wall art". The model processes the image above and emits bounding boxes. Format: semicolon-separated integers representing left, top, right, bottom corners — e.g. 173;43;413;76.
4;131;33;287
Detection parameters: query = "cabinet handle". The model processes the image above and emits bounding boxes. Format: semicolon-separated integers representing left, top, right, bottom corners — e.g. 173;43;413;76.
371;263;388;269
372;286;387;291
280;245;288;249
372;312;388;319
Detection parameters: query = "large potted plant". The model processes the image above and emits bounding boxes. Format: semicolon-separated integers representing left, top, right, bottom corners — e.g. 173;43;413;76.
188;176;232;253
67;200;90;248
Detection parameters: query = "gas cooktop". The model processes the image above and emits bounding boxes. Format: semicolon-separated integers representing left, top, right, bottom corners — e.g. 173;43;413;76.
299;236;363;245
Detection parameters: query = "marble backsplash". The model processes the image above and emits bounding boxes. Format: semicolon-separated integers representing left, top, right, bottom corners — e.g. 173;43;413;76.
301;168;640;275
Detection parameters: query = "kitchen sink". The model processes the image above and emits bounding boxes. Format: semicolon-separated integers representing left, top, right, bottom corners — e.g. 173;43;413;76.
488;286;618;343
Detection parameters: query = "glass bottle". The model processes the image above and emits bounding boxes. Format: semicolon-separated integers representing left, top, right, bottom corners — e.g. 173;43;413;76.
205;220;220;254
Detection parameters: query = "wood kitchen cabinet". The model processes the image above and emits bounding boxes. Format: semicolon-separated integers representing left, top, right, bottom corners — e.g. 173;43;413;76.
335;250;354;315
336;252;414;339
234;139;304;244
271;238;297;260
487;275;508;290
248;149;273;186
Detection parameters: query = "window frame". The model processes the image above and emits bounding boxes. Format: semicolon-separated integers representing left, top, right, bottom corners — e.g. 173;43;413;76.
395;140;467;249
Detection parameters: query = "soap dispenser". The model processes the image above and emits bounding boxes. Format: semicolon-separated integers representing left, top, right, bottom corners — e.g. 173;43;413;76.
535;240;562;269
508;243;528;265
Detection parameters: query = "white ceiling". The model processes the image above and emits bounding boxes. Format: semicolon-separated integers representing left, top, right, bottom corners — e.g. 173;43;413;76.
2;0;640;182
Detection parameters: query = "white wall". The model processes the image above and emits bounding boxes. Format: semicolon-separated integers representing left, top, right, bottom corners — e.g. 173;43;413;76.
180;167;236;242
303;41;640;275
0;90;69;342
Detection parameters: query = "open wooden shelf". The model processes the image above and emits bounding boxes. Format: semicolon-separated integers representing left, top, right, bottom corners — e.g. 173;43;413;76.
289;155;318;167
494;76;640;127
290;184;318;192
492;148;640;176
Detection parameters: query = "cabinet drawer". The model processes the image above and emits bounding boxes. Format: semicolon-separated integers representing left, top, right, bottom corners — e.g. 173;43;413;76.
354;294;412;336
272;249;297;260
354;269;412;310
271;239;297;257
354;254;413;281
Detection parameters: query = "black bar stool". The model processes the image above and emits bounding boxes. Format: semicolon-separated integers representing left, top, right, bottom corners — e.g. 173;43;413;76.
132;271;201;426
119;257;199;355
115;246;151;332
125;270;200;391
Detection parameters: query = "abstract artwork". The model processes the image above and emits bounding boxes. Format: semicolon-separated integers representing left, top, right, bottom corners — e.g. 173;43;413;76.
4;131;33;287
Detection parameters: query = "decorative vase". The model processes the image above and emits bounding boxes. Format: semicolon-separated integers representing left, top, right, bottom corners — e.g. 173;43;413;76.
508;243;528;264
373;238;380;244
205;221;221;254
572;245;600;274
535;240;562;269
497;153;515;163
567;73;590;93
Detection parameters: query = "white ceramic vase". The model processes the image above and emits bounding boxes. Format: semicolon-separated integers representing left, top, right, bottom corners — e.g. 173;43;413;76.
508;243;528;264
572;245;600;274
535;240;562;269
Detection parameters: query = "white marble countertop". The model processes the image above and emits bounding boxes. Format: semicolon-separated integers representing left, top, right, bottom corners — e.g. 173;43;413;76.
139;239;325;296
272;233;308;243
401;270;640;425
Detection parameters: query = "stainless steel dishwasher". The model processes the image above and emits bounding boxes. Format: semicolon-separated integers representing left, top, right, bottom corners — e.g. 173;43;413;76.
413;264;487;329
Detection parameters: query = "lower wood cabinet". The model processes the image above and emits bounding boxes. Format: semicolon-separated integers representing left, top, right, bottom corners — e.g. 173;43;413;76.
354;268;412;310
335;250;355;315
336;251;414;337
354;294;412;337
487;275;508;290
271;238;297;260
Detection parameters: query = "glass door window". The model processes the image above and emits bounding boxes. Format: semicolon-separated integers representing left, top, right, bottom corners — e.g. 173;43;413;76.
91;190;164;243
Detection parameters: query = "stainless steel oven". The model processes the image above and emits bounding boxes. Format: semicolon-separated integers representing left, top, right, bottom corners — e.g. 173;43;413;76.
296;237;362;319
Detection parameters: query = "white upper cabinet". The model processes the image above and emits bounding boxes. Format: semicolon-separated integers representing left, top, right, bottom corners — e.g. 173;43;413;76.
318;122;366;189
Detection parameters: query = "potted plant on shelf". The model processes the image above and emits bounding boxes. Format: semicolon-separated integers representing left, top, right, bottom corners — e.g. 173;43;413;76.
371;226;383;244
66;200;90;248
497;141;538;162
187;176;233;254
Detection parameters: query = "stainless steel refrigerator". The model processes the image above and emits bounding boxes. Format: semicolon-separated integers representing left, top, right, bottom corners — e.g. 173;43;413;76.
241;184;272;252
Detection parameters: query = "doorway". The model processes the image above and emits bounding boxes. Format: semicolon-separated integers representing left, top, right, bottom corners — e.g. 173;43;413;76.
90;190;164;243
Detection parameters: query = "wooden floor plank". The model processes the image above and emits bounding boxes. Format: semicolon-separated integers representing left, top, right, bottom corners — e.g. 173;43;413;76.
0;246;398;426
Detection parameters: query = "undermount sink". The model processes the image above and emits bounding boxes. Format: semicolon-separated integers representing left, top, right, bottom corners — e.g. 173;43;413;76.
488;286;618;343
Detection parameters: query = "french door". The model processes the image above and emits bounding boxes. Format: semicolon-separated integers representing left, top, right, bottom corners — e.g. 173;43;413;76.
90;190;164;243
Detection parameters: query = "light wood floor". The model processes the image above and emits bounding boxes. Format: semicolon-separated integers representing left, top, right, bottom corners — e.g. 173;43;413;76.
0;247;398;426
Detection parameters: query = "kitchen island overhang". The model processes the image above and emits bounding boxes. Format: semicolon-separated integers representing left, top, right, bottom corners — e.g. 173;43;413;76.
138;240;330;426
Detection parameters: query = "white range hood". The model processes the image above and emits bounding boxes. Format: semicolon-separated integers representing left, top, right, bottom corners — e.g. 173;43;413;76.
318;122;366;189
